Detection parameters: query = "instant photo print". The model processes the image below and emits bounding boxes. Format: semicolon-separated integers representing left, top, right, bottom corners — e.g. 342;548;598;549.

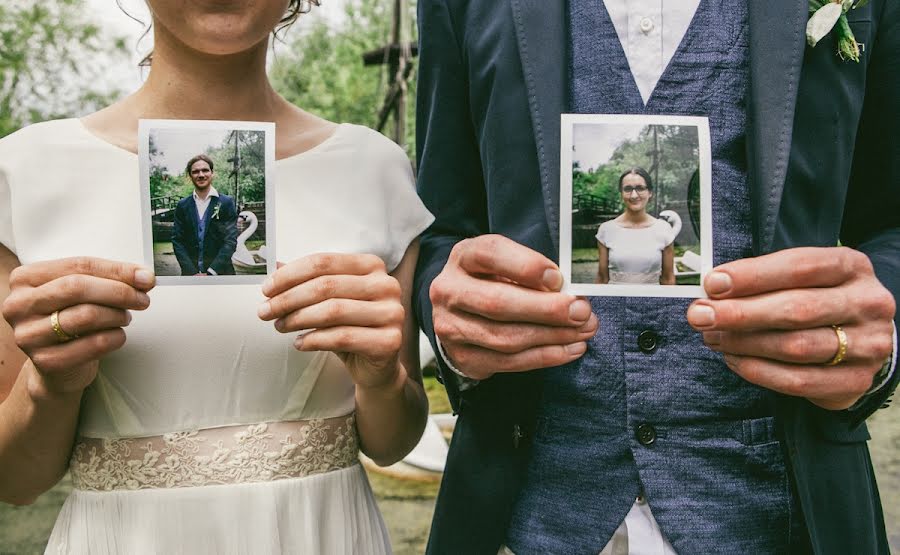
138;119;276;285
559;114;713;298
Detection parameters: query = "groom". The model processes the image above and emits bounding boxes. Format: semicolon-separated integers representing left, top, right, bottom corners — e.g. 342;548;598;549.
172;154;238;276
414;1;898;553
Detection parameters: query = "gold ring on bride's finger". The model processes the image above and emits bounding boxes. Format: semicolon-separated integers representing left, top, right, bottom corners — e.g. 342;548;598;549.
826;325;848;366
49;310;77;343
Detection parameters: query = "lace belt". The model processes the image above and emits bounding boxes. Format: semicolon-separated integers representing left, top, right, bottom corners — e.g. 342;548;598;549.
69;415;359;491
609;270;661;284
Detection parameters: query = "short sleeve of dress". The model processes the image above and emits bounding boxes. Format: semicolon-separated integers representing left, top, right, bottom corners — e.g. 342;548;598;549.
595;222;609;246
657;219;676;247
366;131;434;272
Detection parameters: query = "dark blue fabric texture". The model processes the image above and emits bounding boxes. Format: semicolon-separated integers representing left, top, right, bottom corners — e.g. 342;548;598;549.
506;1;795;552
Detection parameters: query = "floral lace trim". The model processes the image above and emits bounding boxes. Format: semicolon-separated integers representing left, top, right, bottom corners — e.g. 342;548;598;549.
70;415;359;491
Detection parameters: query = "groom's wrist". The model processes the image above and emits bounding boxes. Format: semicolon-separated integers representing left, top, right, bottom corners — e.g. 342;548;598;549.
849;322;897;411
435;336;481;391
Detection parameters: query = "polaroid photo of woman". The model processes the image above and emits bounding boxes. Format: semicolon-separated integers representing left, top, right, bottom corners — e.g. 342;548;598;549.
559;114;713;297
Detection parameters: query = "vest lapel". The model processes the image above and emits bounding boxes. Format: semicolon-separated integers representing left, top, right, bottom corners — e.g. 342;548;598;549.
510;0;567;252
747;0;807;253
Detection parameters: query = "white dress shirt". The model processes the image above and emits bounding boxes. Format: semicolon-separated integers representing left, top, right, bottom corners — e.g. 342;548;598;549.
192;186;219;221
604;0;699;105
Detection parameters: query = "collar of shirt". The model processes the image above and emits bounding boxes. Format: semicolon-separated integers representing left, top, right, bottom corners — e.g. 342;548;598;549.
192;186;220;220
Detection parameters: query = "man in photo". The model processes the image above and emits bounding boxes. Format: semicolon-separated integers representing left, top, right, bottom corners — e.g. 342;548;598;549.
414;1;898;554
172;154;237;276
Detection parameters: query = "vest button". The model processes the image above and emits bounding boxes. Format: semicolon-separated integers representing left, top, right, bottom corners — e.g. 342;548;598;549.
636;424;657;446
637;330;659;353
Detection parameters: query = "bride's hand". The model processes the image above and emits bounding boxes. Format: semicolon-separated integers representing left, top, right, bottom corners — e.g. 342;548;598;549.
259;253;405;390
1;257;155;397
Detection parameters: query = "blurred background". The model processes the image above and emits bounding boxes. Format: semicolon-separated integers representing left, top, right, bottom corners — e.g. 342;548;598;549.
0;1;897;552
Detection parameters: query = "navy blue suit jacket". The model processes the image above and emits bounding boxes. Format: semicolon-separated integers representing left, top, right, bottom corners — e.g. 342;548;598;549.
171;193;237;276
414;1;899;553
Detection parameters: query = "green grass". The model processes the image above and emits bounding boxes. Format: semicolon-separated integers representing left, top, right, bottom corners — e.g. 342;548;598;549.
424;375;452;415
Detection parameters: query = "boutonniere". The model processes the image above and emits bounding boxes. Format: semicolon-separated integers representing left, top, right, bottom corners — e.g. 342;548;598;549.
807;0;868;62
211;203;221;220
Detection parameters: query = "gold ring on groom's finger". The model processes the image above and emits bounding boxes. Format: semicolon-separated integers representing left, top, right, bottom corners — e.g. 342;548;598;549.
826;325;848;366
50;310;77;343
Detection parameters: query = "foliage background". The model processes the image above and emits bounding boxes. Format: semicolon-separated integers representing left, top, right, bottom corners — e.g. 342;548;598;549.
0;0;127;138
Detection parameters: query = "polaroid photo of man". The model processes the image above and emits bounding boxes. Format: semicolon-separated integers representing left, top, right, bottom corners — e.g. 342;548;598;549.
559;114;713;298
138;119;276;285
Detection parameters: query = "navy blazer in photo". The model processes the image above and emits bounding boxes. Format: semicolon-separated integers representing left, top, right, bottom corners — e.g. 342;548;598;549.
171;193;238;276
413;1;899;553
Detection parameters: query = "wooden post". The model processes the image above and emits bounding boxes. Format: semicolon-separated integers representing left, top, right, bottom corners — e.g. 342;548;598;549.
364;0;416;149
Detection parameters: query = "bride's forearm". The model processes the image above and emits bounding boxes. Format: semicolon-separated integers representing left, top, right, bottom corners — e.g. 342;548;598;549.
0;361;81;505
354;363;428;467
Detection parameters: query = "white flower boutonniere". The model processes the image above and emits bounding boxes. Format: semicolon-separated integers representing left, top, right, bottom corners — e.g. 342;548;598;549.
807;0;868;62
211;204;221;220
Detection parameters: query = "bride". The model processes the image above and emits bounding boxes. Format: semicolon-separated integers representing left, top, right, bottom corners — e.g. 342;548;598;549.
0;1;433;553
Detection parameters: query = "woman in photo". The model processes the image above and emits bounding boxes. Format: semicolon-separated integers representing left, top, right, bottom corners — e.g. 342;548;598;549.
0;1;433;553
596;168;676;285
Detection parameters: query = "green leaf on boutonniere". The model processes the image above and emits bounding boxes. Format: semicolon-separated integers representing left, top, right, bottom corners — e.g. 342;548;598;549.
807;0;865;62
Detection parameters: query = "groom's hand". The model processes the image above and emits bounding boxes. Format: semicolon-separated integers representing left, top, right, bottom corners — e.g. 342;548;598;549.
430;235;598;380
688;247;895;410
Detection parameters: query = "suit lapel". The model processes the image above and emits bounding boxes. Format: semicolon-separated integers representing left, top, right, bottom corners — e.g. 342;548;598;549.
747;0;807;253
188;195;200;238
202;196;219;229
510;0;567;253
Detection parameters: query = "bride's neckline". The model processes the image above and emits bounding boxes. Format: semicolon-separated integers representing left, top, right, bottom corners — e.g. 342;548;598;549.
73;118;348;163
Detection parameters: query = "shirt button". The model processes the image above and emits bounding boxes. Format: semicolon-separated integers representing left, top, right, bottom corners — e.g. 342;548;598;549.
636;424;657;446
636;489;647;505
637;330;659;353
639;16;654;34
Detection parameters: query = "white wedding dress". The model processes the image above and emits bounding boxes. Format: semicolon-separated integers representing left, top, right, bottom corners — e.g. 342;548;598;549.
0;119;434;554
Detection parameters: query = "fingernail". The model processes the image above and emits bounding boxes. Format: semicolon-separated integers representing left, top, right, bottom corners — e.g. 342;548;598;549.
569;299;592;322
136;292;151;307
565;342;587;356
688;304;716;327
705;272;732;296
134;268;155;289
543;269;563;291
125;311;133;325
262;277;274;296
258;302;272;320
294;335;305;350
703;331;722;346
722;354;737;367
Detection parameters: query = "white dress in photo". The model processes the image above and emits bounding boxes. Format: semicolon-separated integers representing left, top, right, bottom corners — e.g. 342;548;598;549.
0;119;434;554
596;218;675;284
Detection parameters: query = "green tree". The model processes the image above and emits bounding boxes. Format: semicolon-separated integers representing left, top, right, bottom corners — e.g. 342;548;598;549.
608;125;699;208
270;0;417;157
0;0;127;138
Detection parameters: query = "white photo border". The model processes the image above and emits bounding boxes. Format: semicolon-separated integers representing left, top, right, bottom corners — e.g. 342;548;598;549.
138;119;277;286
559;114;713;298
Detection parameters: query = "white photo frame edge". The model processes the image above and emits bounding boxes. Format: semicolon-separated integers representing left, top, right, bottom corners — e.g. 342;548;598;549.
138;119;277;286
559;113;713;298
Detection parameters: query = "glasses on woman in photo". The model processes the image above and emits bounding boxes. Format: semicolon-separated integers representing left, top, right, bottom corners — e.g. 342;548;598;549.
622;185;649;194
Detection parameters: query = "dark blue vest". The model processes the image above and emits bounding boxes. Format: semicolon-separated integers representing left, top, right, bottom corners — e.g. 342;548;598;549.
506;1;799;552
